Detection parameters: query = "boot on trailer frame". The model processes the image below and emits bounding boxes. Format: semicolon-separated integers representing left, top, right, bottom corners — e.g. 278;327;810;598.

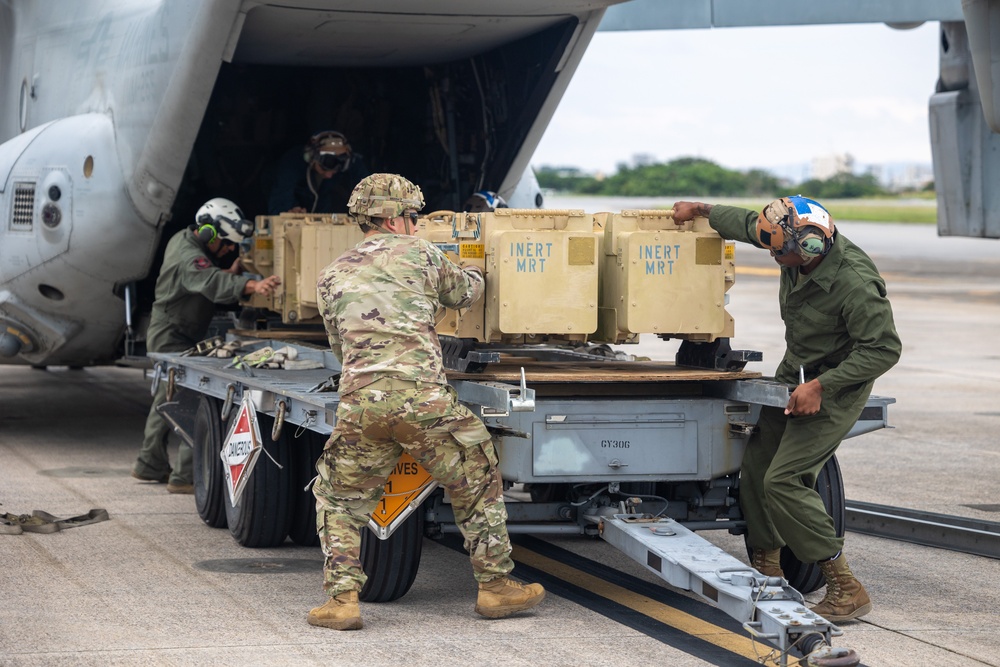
809;553;872;622
750;547;784;578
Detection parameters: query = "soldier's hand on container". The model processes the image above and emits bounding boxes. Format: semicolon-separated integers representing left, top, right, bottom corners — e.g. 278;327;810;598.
671;201;713;224
785;379;823;416
247;275;281;296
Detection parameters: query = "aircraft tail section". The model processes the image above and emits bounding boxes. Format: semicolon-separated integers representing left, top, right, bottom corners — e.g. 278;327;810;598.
127;0;244;227
931;20;1000;238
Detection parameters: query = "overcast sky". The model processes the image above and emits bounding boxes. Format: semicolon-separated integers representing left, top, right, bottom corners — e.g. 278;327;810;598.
532;21;941;175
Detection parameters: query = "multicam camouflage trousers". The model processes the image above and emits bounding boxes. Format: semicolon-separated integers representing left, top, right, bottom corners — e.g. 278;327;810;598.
313;380;514;596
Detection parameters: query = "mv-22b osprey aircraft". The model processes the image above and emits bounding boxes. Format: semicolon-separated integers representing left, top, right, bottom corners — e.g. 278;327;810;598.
0;0;995;368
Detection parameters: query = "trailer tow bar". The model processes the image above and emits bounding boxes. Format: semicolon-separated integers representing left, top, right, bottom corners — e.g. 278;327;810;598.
598;514;859;666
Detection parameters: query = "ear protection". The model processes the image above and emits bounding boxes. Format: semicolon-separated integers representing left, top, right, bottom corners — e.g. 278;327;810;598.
303;131;351;167
196;214;219;244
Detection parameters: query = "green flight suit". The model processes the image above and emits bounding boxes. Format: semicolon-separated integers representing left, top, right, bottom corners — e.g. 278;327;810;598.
709;206;901;563
134;228;251;485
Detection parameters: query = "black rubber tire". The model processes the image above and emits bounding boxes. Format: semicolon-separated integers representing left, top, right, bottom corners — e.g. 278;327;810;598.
359;508;425;603
192;394;227;528
225;412;294;548
287;430;326;547
744;455;846;594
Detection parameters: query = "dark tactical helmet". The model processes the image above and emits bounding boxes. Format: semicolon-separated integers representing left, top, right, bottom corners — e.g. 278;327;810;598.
347;173;425;229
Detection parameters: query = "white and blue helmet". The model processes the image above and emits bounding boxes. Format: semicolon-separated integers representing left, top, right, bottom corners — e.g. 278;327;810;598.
756;195;835;259
465;190;508;212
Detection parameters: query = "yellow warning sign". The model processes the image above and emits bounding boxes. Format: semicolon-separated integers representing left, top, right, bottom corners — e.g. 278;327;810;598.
370;453;435;530
460;243;485;259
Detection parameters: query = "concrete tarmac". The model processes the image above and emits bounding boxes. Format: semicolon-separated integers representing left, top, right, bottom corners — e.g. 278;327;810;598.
2;220;1000;667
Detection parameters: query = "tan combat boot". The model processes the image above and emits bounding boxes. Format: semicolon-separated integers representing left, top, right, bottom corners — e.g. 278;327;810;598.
307;591;363;630
750;547;784;578
474;577;545;618
810;553;872;622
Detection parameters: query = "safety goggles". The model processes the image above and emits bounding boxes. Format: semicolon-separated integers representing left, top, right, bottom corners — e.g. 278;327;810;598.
317;152;350;171
220;216;254;239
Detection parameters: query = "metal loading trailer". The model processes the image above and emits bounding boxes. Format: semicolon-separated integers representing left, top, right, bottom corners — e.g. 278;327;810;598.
150;337;892;666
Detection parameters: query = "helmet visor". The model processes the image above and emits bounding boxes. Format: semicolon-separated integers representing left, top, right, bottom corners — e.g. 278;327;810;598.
756;212;791;255
217;216;254;241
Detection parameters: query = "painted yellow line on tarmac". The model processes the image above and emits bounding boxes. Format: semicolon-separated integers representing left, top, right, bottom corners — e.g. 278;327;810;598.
735;266;780;277
512;544;765;661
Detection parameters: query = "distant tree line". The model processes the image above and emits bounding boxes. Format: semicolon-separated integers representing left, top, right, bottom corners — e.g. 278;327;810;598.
534;157;917;198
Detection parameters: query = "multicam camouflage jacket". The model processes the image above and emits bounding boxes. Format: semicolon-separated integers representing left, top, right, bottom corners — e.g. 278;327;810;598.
317;233;484;394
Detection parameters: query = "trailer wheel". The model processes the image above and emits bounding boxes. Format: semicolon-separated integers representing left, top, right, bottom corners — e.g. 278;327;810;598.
359;509;425;603
287;430;326;547
744;455;846;594
192;395;227;528
225;412;294;548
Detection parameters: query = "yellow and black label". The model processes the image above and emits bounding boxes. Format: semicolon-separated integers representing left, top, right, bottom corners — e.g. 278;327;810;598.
460;243;485;259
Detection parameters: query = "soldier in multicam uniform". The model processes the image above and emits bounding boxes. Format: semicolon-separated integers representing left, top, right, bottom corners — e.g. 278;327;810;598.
309;173;544;630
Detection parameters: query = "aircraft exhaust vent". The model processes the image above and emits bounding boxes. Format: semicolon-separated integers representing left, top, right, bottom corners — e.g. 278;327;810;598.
11;182;35;230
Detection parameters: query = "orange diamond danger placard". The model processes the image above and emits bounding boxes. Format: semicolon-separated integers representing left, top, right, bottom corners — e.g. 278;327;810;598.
367;453;438;539
221;394;262;507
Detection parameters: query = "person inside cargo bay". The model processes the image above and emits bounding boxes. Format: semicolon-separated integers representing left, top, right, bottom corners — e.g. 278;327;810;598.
671;196;901;622
267;130;370;214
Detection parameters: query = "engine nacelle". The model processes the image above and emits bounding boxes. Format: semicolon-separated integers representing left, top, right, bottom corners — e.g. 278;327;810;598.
0;114;157;365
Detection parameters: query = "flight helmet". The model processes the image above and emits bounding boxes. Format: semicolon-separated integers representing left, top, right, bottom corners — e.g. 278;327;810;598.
756;195;835;260
465;190;508;212
304;131;352;172
195;198;254;244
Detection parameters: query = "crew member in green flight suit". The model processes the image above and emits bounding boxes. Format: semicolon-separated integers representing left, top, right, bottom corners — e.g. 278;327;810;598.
132;198;280;494
672;196;901;622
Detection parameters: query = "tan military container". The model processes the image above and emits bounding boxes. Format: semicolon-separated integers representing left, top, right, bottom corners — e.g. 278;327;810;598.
416;211;488;340
593;210;735;344
241;213;363;324
415;209;599;343
241;210;733;346
484;209;598;343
